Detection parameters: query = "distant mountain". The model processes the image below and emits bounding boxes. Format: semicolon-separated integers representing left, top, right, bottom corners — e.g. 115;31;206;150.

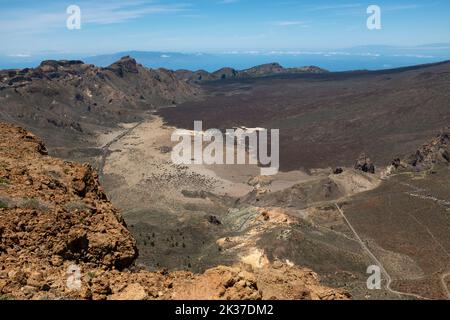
2;43;450;71
159;59;450;171
84;51;219;71
175;62;328;83
0;56;200;159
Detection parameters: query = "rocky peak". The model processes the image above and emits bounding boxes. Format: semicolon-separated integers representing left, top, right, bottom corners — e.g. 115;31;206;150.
38;60;85;73
212;67;238;79
243;62;284;76
297;65;329;73
107;56;139;76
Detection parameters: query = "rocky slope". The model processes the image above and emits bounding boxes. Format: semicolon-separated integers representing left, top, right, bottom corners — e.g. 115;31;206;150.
0;56;200;160
175;62;328;83
160;60;450;171
0;122;349;300
391;127;450;171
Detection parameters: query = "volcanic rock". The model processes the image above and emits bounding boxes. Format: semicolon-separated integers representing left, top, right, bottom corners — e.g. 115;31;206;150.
406;127;450;169
354;153;375;174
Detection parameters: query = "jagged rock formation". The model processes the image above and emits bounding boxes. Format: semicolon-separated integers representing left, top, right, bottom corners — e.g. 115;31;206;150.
0;56;198;104
175;62;329;83
175;69;216;82
354;153;375;174
240;63;327;77
0;123;349;300
403;127;450;170
0;56;201;158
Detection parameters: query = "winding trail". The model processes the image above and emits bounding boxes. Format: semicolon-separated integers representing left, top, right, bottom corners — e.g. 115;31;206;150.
406;192;450;208
98;121;144;179
400;181;450;298
334;203;431;300
400;181;450;207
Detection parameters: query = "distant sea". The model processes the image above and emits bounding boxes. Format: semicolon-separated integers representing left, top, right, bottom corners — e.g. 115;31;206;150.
2;45;450;72
179;53;450;72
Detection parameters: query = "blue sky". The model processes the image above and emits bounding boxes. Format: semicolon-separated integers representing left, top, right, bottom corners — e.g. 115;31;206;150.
0;0;449;56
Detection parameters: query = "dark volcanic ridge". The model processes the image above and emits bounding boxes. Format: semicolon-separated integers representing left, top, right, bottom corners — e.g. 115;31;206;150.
0;56;200;160
0;57;329;162
175;62;328;83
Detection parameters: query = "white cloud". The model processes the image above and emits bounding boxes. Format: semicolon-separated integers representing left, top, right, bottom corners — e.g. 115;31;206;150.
383;4;421;12
305;3;363;12
7;53;32;58
0;0;189;34
81;1;189;25
274;20;307;27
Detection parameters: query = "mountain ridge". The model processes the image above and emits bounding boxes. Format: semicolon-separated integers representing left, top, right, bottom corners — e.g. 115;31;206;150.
175;62;329;82
0;55;200;161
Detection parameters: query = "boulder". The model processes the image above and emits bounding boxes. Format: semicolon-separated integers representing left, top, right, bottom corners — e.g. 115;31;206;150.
354;153;375;174
109;283;148;300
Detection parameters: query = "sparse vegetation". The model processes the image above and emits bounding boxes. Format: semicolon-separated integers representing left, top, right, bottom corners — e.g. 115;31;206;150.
86;272;96;281
64;200;92;212
20;197;49;211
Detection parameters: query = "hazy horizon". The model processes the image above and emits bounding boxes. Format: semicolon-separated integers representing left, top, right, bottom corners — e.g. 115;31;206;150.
1;0;450;53
1;44;450;72
1;1;450;70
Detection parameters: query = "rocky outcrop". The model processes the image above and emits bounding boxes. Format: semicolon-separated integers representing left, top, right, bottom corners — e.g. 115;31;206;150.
241;63;328;77
212;67;239;80
175;63;329;83
390;128;450;171
106;56;139;76
1;56;199;105
354;153;375;174
0;123;138;274
240;178;344;209
0;56;201;160
407;127;450;169
0;123;349;300
175;69;216;82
